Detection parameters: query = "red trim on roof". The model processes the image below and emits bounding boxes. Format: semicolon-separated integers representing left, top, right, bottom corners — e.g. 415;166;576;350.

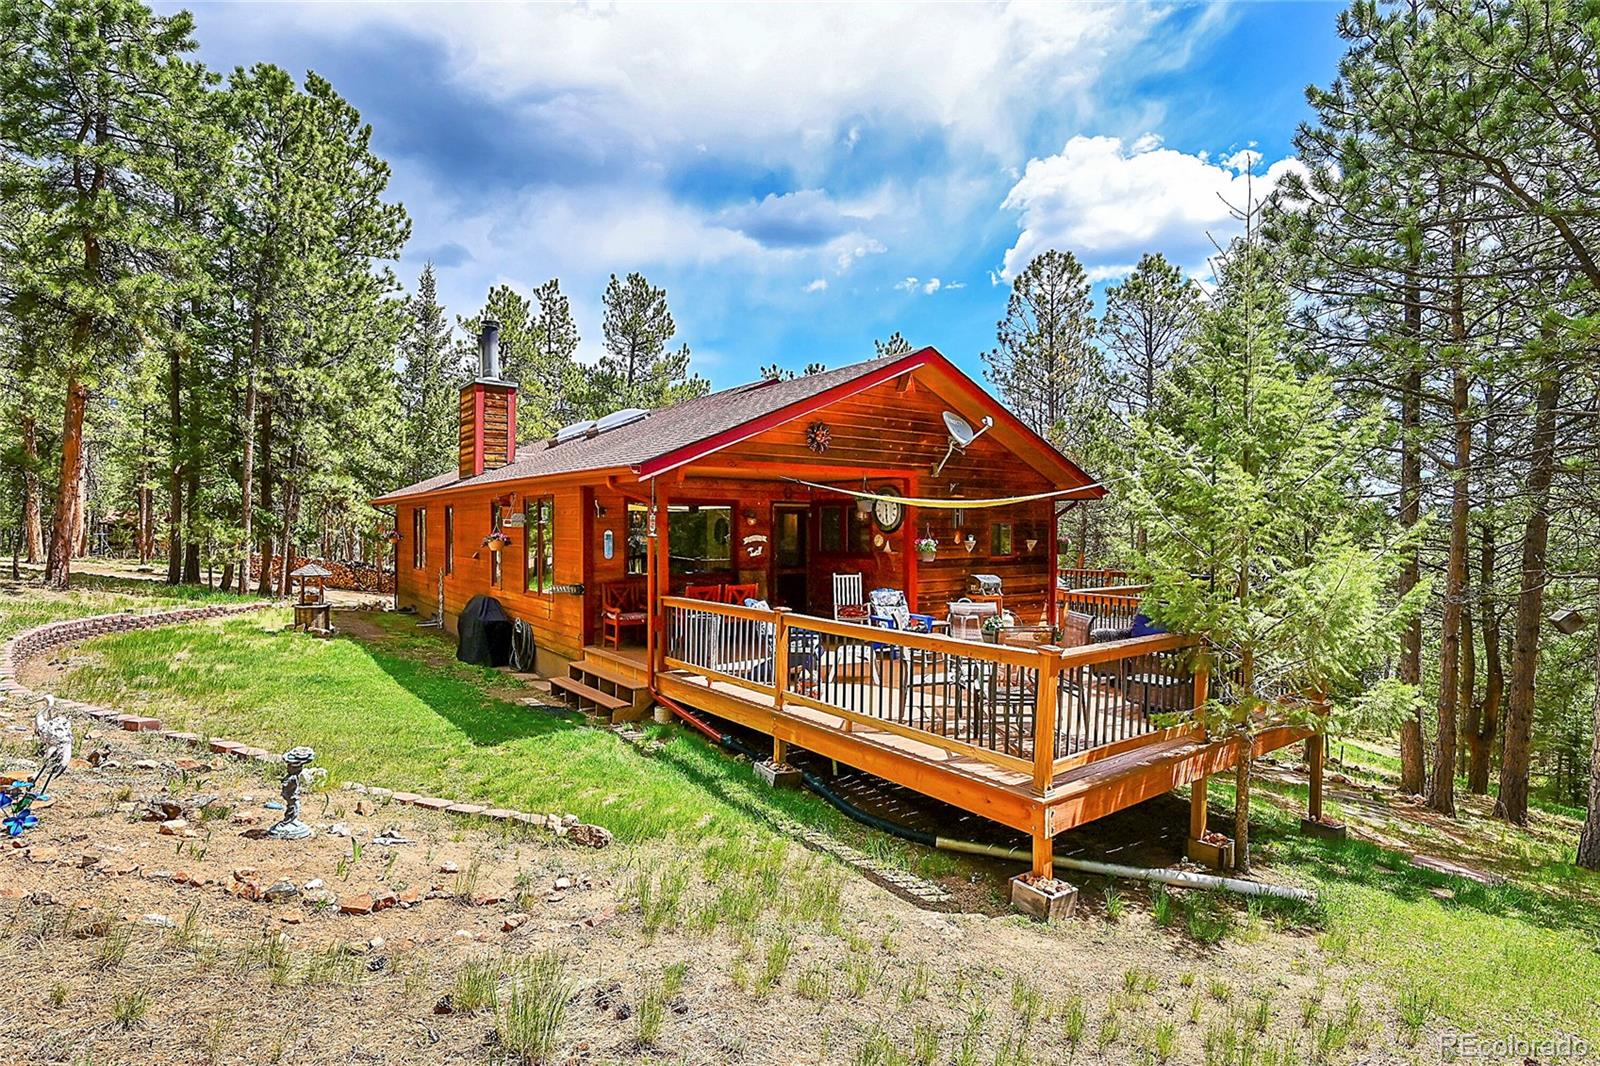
634;346;1099;492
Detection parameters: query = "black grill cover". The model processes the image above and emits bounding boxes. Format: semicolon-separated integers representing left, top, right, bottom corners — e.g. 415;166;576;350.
456;594;512;667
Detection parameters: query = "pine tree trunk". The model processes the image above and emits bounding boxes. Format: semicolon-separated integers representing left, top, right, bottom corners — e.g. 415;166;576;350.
73;449;89;559
166;338;185;584
1577;577;1600;870
237;321;259;595
1468;524;1503;794
44;375;89;589
1496;371;1559;825
182;469;200;583
1429;264;1471;817
255;393;274;596
1397;346;1426;795
21;412;43;564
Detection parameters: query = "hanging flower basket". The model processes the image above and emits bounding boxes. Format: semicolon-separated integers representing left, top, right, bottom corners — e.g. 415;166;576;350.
914;537;939;563
482;531;512;552
380;530;401;544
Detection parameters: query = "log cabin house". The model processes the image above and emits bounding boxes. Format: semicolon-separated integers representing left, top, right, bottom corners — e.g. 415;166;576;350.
375;324;1323;888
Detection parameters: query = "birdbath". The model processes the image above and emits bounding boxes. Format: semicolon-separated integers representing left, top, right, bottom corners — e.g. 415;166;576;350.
266;746;317;840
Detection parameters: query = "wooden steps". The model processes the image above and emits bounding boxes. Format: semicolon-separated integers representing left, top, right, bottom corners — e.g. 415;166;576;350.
546;647;652;722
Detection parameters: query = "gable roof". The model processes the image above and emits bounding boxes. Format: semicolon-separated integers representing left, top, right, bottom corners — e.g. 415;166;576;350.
372;347;1099;505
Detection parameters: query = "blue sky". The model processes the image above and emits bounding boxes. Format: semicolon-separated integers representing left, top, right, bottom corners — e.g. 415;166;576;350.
169;1;1348;389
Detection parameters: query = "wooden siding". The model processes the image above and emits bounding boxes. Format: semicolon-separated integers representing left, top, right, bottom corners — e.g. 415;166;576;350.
394;364;1079;667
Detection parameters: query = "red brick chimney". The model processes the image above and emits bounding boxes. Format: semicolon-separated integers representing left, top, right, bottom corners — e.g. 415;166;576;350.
459;318;518;479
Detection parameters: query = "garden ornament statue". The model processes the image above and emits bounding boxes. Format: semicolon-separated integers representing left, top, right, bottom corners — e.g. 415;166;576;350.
32;695;73;801
266;746;317;840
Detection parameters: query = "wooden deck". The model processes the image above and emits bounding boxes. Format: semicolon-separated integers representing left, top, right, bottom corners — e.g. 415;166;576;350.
632;597;1319;877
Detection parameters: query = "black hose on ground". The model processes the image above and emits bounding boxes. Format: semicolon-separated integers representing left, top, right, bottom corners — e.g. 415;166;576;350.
651;689;938;847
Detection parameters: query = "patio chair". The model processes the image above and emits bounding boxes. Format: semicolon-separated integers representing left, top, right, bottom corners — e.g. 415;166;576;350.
600;582;647;649
946;598;1007;641
723;582;759;605
866;588;936;632
833;572;867;622
683;583;725;602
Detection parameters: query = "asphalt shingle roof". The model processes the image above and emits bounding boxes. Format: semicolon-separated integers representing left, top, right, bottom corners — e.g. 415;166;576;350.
374;353;904;504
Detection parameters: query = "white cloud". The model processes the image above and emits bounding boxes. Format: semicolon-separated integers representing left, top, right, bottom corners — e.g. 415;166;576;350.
281;3;1157;169
896;277;921;293
804;278;828;293
923;278;943;295
835;237;887;274
997;134;1307;280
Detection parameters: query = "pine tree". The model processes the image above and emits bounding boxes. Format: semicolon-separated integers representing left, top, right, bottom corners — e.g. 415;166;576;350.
398;264;460;481
982;250;1102;455
1101;254;1199;419
595;272;708;411
1125;214;1417;874
874;332;913;358
0;0;204;587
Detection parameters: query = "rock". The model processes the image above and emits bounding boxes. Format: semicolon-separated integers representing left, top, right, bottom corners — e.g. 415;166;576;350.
278;913;302;925
433;994;455;1015
437;861;459;874
553;876;572;891
372;889;398;911
397;888;423;908
263;879;299;903
304;878;324;891
561;814;579;827
545;893;566;904
328;822;352;837
302;890;338;909
339;894;375;915
28;890;58;906
134;759;161;771
158;818;187;835
78;852;102;869
263;801;285;811
368;936;385;951
140;913;174;928
232;867;258;882
502;913;529;932
451;929;474;940
471;892;506;907
230;880;262;902
355;799;372;816
567;824;613;849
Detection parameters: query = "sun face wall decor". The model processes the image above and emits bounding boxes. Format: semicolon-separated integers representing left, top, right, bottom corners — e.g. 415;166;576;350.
805;421;831;453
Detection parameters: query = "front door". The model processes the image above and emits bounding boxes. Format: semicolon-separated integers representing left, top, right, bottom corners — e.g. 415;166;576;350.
772;504;809;612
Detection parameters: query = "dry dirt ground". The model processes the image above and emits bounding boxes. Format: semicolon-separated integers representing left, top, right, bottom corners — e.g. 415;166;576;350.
0;697;1414;1066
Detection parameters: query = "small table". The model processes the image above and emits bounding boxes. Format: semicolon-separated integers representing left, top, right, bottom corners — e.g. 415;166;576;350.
293;602;332;634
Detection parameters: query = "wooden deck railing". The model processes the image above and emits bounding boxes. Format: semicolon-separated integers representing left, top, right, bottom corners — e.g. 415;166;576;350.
662;596;1204;792
1057;566;1129;589
1056;583;1147;632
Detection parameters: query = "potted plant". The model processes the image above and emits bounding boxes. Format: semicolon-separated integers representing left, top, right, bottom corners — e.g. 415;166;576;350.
482;531;512;552
914;537;939;563
981;614;1006;643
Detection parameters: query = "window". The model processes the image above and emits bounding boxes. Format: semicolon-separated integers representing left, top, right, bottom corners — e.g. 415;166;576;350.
667;504;733;575
412;508;426;569
490;502;502;588
991;522;1014;556
819;505;872;555
626;503;649;576
443;507;454;575
525;496;556;593
819;506;844;553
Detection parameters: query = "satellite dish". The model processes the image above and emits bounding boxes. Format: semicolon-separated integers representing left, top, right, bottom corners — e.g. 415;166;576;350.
933;411;993;476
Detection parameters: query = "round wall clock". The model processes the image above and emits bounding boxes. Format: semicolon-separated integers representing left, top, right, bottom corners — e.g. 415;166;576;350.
872;490;904;533
805;421;831;453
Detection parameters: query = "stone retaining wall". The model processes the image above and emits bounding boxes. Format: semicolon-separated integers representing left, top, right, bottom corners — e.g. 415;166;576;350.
0;601;278;713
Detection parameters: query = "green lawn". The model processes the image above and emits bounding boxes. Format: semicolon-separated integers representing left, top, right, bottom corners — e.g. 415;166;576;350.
0;570;249;642
46;609;888;850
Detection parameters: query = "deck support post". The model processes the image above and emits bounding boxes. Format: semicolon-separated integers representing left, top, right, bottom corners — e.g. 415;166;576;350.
1306;734;1324;822
1029;830;1053;879
1189;775;1208;840
773;736;789;764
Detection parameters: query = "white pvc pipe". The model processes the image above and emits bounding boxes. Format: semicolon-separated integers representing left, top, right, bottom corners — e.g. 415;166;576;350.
934;837;1318;904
